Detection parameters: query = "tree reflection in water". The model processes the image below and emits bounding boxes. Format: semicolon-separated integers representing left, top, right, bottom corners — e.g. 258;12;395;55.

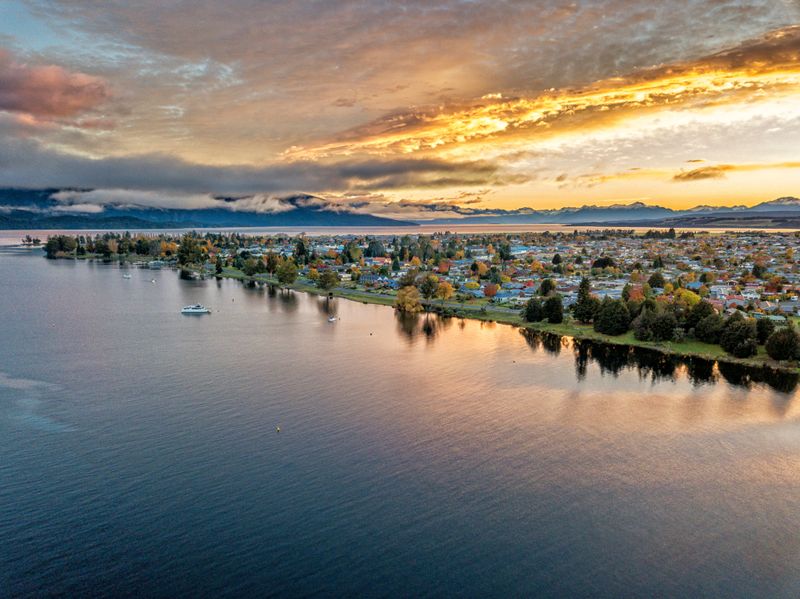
521;329;799;394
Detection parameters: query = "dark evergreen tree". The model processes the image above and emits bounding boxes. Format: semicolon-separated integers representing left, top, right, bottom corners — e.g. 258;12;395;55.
542;295;564;324
593;298;630;336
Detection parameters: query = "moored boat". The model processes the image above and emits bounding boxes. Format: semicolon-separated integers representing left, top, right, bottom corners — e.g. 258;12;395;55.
181;304;210;314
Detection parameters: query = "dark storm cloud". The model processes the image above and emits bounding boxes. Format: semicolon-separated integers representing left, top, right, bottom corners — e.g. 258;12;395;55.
0;128;520;194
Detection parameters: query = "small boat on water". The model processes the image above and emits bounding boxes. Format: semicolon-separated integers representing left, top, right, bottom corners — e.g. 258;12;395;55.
181;304;210;314
328;316;337;322
122;274;132;279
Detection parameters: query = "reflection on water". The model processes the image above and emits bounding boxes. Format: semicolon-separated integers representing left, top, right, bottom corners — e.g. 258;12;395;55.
519;329;800;394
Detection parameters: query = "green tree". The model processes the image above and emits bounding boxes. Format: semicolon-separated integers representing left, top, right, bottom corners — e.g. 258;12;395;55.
539;278;555;296
317;269;340;292
573;277;600;323
686;300;715;331
695;313;724;344
419;274;440;300
593;298;630;336
765;327;799;360
647;272;666;289
522;298;543;322
276;260;298;286
755;318;775;344
720;316;758;358
542;295;564;324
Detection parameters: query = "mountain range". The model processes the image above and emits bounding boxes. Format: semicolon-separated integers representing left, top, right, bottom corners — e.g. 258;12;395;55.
1;187;799;229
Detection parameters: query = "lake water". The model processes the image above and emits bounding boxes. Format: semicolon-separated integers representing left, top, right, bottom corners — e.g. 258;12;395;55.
3;248;800;597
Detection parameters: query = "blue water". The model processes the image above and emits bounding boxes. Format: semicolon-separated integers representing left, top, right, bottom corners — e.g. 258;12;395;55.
2;249;800;597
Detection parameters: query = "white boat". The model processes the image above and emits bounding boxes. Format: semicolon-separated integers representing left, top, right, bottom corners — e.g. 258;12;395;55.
328;316;337;322
122;274;132;279
181;304;210;314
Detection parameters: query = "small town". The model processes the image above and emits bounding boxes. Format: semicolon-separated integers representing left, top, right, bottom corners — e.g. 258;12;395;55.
39;228;800;366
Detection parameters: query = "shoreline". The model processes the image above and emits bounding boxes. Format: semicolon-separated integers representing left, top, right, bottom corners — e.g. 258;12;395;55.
36;251;800;375
216;268;800;376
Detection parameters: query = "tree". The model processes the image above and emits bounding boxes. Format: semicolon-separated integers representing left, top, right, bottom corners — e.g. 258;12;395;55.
522;298;543;322
756;318;776;344
395;286;422;313
419;274;440;300
752;263;768;279
539;278;555;296
720;316;758;358
573;277;600;324
365;239;386;257
399;268;419;287
686;300;715;331
177;234;203;266
651;312;678;342
632;309;676;341
215;256;224;275
483;283;498;298
593;298;630;336
765;327;799;361
647;272;666;289
552;253;562;265
435;281;454;305
317;270;339;292
276;260;298;286
592;256;615;269
542;295;564;323
695;314;724;344
293;238;308;264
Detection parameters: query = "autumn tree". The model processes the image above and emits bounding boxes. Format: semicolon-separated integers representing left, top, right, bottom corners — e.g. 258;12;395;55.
435;281;454;305
395;285;423;313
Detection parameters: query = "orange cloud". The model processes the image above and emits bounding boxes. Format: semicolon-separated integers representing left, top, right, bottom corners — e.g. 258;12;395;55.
288;26;800;159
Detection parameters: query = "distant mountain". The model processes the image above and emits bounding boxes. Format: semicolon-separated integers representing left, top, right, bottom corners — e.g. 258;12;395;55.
2;187;799;230
0;188;414;229
424;197;800;226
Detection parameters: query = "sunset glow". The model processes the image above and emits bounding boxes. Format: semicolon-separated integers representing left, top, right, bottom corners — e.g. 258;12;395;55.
1;1;799;215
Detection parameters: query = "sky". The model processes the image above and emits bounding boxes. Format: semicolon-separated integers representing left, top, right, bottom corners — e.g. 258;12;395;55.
0;0;799;219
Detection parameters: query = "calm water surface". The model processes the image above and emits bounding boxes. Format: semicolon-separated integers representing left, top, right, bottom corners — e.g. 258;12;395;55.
2;249;800;597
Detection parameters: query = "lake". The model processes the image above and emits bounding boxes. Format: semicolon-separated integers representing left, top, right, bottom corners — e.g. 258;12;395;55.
2;248;800;597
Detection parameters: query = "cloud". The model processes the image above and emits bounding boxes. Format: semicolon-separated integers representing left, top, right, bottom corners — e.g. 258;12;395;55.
51;202;105;213
673;166;730;181
0;123;522;194
0;48;109;118
289;25;800;159
673;161;800;182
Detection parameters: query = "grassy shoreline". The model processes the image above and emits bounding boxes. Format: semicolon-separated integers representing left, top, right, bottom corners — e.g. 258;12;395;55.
44;253;800;374
217;267;799;375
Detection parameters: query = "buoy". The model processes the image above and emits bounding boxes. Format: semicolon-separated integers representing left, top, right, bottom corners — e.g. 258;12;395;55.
276;426;281;433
